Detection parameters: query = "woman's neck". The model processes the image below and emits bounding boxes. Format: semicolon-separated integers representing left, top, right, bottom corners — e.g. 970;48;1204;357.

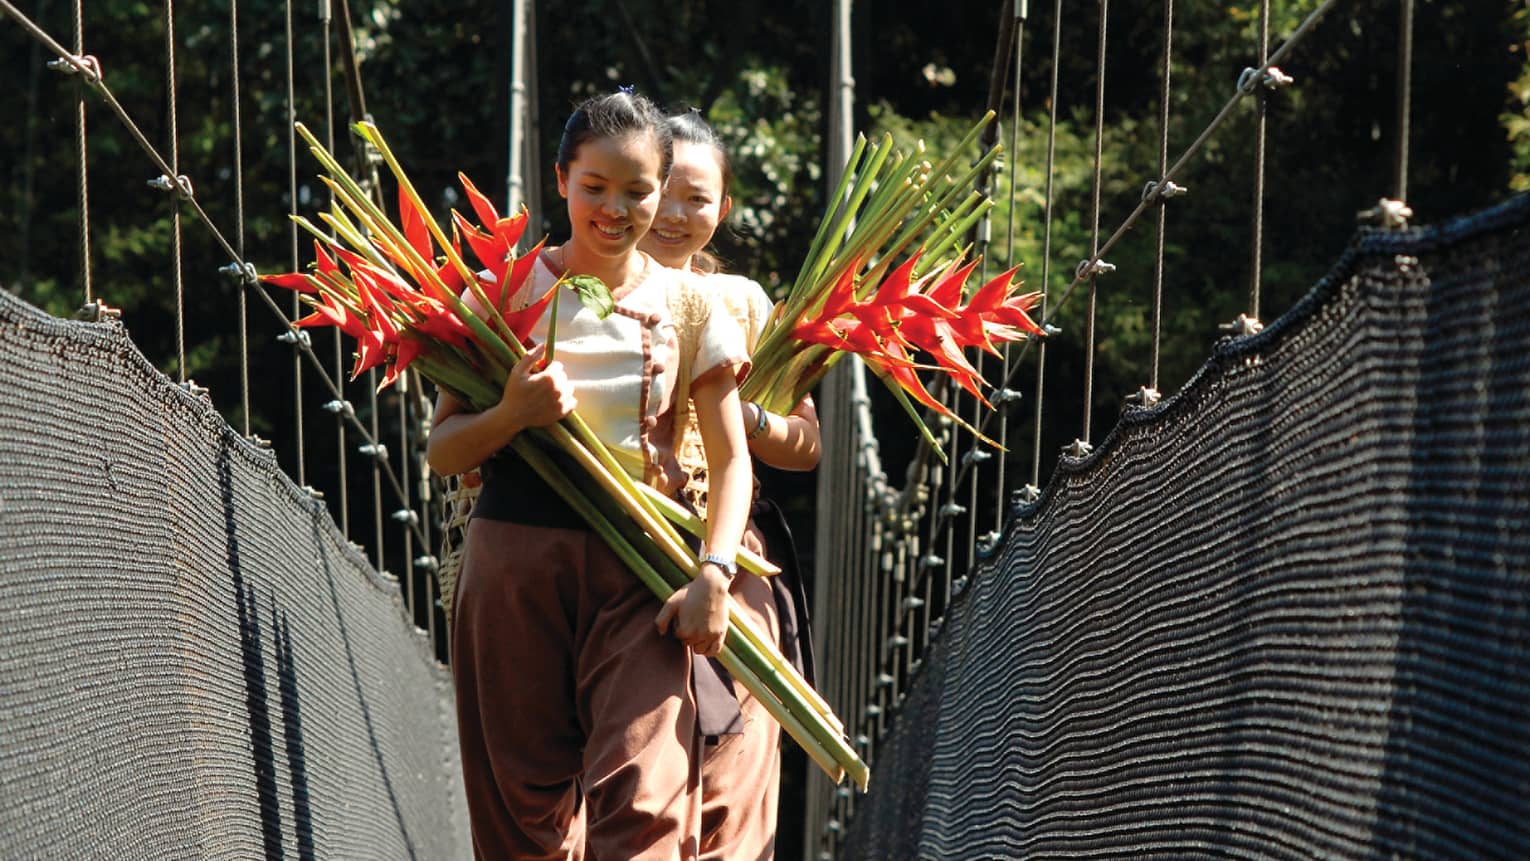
556;242;649;299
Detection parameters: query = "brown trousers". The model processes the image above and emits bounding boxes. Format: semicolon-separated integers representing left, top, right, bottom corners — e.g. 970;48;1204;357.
697;525;782;861
452;519;703;860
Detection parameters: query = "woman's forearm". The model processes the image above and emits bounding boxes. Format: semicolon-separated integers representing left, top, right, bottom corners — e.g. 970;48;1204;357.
743;396;821;471
692;370;754;560
426;395;522;476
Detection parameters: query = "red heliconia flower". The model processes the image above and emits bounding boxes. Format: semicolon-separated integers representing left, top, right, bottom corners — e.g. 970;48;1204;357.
497;238;547;317
894;311;990;406
353;335;388;379
398;185;434;264
458;172;529;252
380;337;426;390
260;271;319;293
453;209;509;282
962;266;1043;337
412;304;474;347
294;289;372;345
815;262;862;322
314;240;340;279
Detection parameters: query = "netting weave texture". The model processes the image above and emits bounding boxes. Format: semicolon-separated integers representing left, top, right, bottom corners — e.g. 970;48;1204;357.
0;290;469;859
843;193;1530;860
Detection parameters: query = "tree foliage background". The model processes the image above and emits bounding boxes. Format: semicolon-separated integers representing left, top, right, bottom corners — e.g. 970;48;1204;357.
2;2;1526;855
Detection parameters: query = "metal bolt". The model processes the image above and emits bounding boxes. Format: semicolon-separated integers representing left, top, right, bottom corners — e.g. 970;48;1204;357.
359;443;389;461
1218;313;1264;337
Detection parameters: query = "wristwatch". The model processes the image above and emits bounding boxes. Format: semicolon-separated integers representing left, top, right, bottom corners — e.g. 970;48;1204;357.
699;552;738;579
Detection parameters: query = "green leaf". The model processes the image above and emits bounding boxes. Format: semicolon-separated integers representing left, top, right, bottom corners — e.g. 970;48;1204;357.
566;274;614;319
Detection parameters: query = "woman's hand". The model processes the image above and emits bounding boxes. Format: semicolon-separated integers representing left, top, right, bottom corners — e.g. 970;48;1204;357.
489;342;577;435
654;564;731;657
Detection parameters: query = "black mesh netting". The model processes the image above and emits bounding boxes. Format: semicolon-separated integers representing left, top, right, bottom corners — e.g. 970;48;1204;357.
0;291;469;858
842;193;1530;860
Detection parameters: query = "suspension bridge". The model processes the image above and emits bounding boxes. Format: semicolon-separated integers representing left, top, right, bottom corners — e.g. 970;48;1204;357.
1;1;1526;859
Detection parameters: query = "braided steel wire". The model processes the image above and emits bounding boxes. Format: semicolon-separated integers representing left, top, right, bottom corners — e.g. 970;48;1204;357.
71;0;90;305
164;0;185;382
841;193;1530;859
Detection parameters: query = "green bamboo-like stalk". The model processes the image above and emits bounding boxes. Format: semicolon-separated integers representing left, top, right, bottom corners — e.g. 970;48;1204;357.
633;484;781;578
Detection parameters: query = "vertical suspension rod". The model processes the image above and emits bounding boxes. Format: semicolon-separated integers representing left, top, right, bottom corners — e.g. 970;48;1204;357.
1081;0;1108;445
1030;0;1062;490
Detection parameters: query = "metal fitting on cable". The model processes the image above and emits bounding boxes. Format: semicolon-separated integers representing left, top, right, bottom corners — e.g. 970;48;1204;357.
1142;178;1189;203
414;555;439;572
952;575;968;594
864;704;882;719
276;329;312;350
1064;438;1094;459
180;379;210;399
993;387;1022;405
218;261;259;285
1238;65;1295;95
1127;386;1162;408
877;673;896;688
47;54;102;84
147;174;195;200
1016;484;1041;504
358;443;389;461
979;530;1003;552
961;448;992;467
887;634;911;649
903;595;925;611
1219;313;1264;337
1076;258;1116;281
73;300;122;322
826;819;843;835
322;399;356;419
302;485;325;500
391;509;419;526
1043;323;1063;337
920;553;945;570
938;502;966;520
249;434;273;449
1358;198;1413;229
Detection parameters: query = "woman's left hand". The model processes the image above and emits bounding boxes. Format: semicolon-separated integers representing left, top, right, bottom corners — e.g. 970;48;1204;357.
654;564;731;657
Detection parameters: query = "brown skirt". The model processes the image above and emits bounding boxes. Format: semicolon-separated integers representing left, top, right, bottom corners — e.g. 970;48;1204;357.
451;518;703;860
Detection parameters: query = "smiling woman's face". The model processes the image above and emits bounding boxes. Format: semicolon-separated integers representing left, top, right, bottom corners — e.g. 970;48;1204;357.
557;132;665;261
640;140;731;271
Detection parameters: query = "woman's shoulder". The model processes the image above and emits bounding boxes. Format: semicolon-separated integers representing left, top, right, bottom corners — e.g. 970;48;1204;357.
700;272;771;305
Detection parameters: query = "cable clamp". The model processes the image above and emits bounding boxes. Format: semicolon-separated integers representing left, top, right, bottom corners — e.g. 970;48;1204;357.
920;553;945;570
1127;386;1162;407
249;434;273;449
301;485;325;500
73;299;122;322
148;174;195;200
961;448;993;467
1043;323;1063;337
1358;198;1413;229
938;502;966;520
322;399;356;419
391;508;419;526
1142;178;1189;203
276;328;312;349
903;596;926;611
826;819;843;835
414;555;439;572
219;261;259;285
1219;313;1264;337
864;704;882;719
180;379;210;399
47;54;102;84
993;387;1023;405
1016;484;1041;504
1075;258;1115;281
979;529;1003;552
1238;65;1294;95
1064;438;1093;458
887;634;911;649
358;443;389;461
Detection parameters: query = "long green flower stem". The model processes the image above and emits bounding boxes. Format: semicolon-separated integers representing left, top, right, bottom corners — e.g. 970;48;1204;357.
633;484;780;578
514;436;866;788
413;346;843;737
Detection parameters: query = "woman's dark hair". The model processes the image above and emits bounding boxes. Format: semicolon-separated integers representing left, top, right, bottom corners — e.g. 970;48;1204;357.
556;90;673;178
666;107;733;274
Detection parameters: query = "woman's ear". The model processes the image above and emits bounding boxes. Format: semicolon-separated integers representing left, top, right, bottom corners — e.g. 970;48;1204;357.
556;165;569;199
720;194;733;221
